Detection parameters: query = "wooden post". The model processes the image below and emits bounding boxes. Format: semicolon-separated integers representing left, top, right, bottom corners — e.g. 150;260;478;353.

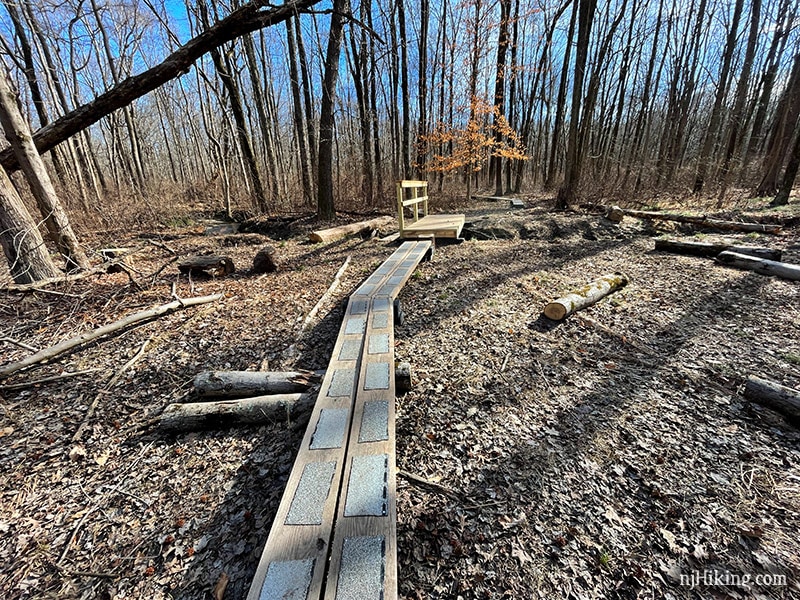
396;181;405;234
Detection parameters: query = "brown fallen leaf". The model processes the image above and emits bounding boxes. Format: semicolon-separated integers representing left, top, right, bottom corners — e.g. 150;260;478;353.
213;572;229;600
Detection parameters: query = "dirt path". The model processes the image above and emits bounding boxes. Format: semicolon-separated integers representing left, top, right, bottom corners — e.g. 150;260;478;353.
1;204;798;599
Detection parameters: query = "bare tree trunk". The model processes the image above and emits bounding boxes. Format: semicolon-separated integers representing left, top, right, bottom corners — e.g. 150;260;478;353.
746;0;793;160
198;3;268;212
416;0;429;179
756;53;800;197
295;15;317;173
716;0;762;204
397;0;411;178
286;18;313;205
242;31;282;204
556;0;597;209
771;123;800;206
693;0;744;193
0;68;88;271
490;0;511;196
317;0;347;219
0;166;59;283
545;0;576;189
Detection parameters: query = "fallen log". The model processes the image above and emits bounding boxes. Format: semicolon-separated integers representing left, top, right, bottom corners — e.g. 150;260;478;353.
309;215;394;243
620;209;782;234
395;361;413;394
605;205;624;223
193;370;322;398
158;393;314;432
744;376;800;422
178;255;235;277
0;294;223;378
202;365;410;397
655;239;782;261
544;273;628;321
715;251;800;281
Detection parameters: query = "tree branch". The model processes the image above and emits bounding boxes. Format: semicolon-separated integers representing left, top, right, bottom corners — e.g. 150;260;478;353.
0;0;323;172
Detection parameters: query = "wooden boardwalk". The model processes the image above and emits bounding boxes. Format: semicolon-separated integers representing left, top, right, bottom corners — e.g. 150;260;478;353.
247;240;432;600
397;180;464;240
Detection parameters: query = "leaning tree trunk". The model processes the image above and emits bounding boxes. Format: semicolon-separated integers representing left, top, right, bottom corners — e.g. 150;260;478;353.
0;68;89;272
0;0;323;175
0;166;60;284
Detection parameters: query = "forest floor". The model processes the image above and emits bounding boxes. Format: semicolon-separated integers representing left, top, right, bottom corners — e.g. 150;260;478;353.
1;195;799;600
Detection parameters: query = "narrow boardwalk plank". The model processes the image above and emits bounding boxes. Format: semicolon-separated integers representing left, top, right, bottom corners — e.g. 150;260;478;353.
248;241;431;600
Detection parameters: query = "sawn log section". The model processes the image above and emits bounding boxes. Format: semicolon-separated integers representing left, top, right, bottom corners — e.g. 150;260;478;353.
247;240;432;600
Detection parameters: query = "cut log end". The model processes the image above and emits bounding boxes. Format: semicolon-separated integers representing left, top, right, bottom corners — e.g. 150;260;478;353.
543;302;568;321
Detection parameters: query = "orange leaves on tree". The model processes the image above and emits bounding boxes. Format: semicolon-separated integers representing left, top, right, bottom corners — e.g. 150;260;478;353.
420;97;528;175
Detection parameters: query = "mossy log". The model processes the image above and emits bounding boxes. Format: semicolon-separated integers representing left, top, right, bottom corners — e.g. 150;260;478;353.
744;376;800;422
544;273;628;321
309;216;394;243
655;239;782;260
620;209;781;234
715;251;800;281
193;370;322;398
159;393;314;432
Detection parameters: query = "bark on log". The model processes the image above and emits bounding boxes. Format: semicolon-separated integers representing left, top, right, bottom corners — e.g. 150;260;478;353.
193;370;322;398
0;0;322;174
252;245;279;273
178;255;235;276
655;239;782;261
605;205;624;223
715;251;800;281
395;361;413;393
200;366;410;397
309;216;394;243
158;393;314;432
620;209;782;234
0;294;222;378
744;376;800;421
544;273;628;321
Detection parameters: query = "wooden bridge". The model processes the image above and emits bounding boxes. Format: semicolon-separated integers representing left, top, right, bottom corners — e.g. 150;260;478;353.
247;240;433;600
397;180;464;240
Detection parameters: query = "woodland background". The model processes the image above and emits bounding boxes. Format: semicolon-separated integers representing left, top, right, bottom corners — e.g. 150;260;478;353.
0;0;799;279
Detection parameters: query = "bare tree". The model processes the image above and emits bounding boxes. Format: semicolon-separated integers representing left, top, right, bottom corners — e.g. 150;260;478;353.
0;66;88;271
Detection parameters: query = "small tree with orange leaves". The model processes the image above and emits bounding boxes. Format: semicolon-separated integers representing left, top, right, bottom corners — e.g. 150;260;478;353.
421;97;528;199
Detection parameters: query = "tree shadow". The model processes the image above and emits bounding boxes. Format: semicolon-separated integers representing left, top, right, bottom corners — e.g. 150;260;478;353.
395;270;800;598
